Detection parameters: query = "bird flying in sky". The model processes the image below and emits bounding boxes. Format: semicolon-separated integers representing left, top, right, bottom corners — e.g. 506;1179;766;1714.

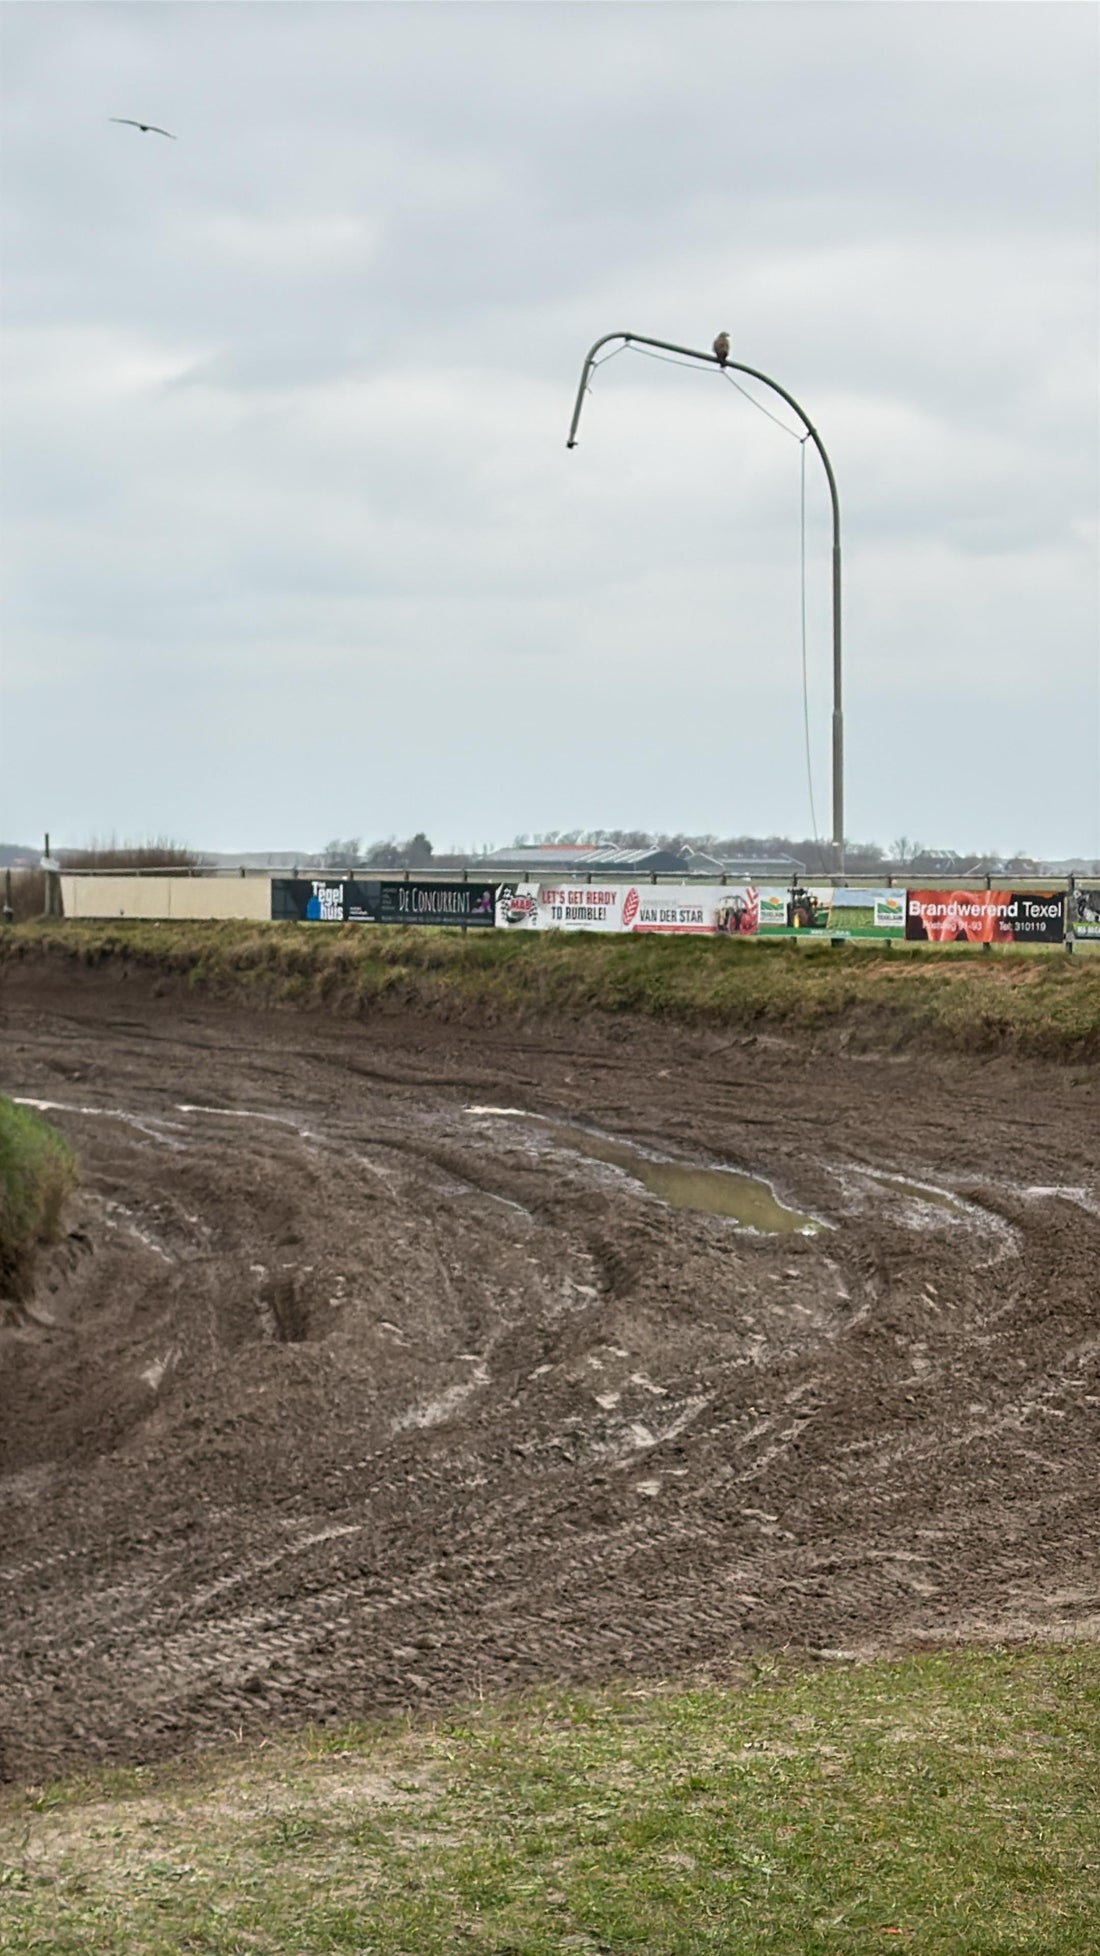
110;118;177;139
712;331;730;366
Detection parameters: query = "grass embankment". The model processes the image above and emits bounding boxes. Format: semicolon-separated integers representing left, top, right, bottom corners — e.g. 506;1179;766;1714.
2;1647;1097;1954
3;920;1100;1062
0;1095;76;1302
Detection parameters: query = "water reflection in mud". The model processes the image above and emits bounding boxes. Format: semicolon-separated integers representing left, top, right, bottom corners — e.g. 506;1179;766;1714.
467;1108;822;1234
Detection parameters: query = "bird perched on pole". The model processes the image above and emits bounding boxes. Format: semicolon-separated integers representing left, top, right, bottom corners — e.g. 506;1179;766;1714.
712;330;730;366
110;118;177;139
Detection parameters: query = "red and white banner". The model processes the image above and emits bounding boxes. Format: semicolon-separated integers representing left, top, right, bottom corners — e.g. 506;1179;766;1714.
628;885;760;934
495;883;760;934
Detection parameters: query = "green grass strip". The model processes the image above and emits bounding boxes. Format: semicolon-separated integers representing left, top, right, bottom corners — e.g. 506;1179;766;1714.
2;1645;1097;1953
4;920;1100;1062
0;1095;76;1302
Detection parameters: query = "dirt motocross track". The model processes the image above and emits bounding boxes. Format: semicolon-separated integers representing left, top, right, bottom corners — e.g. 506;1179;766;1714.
1;965;1098;1782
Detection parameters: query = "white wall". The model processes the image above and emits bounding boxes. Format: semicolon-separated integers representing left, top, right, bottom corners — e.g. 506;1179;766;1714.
61;875;272;921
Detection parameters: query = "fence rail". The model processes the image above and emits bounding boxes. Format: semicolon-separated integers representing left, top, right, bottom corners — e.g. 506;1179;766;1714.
40;870;1100;948
43;864;1086;892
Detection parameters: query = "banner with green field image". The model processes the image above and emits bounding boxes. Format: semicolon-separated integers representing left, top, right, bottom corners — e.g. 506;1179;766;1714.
756;885;905;939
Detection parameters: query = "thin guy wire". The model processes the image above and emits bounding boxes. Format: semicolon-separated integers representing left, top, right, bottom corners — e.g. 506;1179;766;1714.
593;341;805;442
591;343;630;371
800;435;823;860
720;369;803;441
585;341;631;397
584;338;828;865
628;343;714;374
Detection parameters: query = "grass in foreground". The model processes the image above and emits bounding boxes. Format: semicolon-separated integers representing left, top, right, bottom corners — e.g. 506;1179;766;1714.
4;921;1100;1062
0;1095;76;1302
1;1646;1097;1954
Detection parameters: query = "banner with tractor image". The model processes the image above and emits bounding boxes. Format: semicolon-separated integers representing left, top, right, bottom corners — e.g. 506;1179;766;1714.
755;886;906;939
1069;887;1100;940
494;883;905;939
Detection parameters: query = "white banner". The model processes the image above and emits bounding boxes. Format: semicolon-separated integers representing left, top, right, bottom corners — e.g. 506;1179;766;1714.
626;885;760;934
494;883;760;934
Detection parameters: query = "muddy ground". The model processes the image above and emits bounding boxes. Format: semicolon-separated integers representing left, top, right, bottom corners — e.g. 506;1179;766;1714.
1;964;1097;1782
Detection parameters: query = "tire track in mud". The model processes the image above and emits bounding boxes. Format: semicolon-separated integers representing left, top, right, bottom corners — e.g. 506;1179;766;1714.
0;970;1097;1777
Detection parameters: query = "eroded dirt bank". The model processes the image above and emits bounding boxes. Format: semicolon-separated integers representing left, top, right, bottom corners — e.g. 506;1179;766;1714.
1;964;1097;1781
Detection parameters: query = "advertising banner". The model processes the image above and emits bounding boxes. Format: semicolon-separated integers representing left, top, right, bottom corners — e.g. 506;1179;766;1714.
494;883;765;935
272;879;497;926
496;883;636;931
379;884;495;927
495;882;906;938
495;883;762;933
377;881;496;927
905;889;1065;945
1069;887;1100;940
756;886;905;939
627;886;760;934
272;878;381;922
271;878;1066;947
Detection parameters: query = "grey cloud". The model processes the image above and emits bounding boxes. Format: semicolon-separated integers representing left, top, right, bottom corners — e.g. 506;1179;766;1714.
1;2;1096;856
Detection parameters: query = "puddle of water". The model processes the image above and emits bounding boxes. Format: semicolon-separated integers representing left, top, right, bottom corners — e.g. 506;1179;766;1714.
467;1108;821;1234
551;1126;820;1233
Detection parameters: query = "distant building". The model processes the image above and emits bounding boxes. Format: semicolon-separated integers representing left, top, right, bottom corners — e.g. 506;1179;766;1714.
683;851;806;878
960;858;1040;879
898;852;963;876
484;844;687;875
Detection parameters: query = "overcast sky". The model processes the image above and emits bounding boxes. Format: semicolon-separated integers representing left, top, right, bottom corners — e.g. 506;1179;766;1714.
2;1;1097;858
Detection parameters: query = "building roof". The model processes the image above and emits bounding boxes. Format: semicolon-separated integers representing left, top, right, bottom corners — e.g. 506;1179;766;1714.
485;846;687;873
685;852;807;875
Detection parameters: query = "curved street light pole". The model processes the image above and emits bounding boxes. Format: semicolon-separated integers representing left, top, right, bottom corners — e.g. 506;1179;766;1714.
567;331;844;868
